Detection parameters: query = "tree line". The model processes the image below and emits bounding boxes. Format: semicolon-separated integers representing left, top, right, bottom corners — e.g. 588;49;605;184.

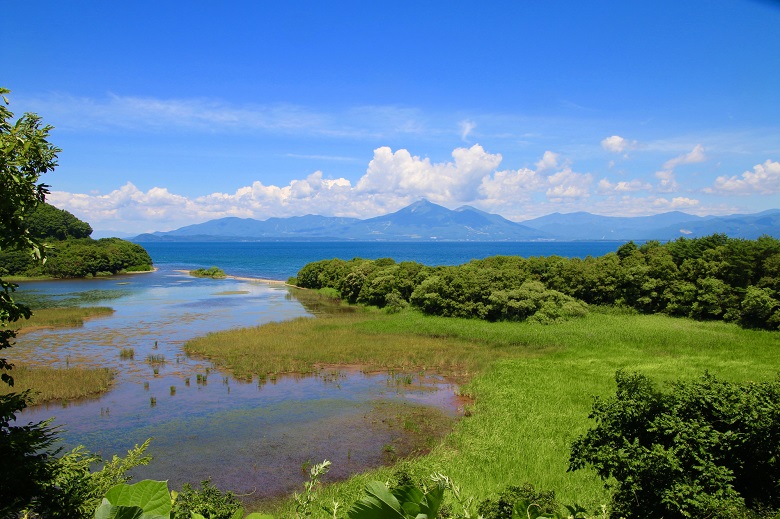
0;202;152;278
293;234;780;330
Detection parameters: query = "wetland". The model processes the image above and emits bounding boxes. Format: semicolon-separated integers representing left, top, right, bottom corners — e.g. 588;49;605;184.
11;268;464;506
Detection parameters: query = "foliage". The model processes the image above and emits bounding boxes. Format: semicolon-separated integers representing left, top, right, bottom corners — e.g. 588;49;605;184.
0;86;62;516
569;370;780;518
93;479;271;519
171;479;242;519
294;459;331;518
0;201;152;278
27;202;92;240
93;479;172;519
477;483;559;519
346;479;446;519
190;267;227;279
0;391;59;516
31;439;152;518
294;234;780;330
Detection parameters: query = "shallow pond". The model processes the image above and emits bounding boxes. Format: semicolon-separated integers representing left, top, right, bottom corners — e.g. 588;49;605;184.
13;269;463;504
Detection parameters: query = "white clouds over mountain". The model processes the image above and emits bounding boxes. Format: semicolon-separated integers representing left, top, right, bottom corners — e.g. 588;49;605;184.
48;145;777;233
705;160;780;195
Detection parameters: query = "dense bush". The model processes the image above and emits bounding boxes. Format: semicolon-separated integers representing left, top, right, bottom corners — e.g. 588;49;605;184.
569;371;780;519
293;234;780;329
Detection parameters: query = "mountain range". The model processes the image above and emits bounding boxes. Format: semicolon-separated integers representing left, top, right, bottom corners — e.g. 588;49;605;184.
130;200;780;243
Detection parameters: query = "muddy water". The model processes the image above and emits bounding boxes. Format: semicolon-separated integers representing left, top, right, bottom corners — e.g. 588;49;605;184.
13;269;462;504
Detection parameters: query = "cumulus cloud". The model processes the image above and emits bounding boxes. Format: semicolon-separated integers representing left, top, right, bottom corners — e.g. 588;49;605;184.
545;168;593;201
48;144;722;234
535;151;559;172
704;160;780;195
356;144;502;203
601;135;637;154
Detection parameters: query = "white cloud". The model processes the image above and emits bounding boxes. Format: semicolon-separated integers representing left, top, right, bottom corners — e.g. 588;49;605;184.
459;119;477;141
535;151;559;171
601;135;637;154
653;144;706;193
356;144;502;203
598;178;653;193
48;144;756;234
655;170;678;192
662;144;706;170
479;167;542;202
652;197;701;210
704;160;780;195
545;167;593;201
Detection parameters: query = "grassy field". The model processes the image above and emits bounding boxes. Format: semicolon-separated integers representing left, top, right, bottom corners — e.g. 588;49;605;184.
15;306;114;334
0;364;113;405
184;303;780;515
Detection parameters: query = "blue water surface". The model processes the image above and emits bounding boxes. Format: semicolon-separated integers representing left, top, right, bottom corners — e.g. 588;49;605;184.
142;241;625;280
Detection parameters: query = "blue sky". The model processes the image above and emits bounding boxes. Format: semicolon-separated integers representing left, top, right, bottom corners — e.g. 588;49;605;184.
5;0;780;233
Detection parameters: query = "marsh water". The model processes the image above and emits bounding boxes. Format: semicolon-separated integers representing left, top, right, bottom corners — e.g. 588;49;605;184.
13;268;462;503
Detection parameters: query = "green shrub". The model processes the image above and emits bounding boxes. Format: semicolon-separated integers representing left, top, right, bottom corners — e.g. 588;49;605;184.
190;266;227;279
171;479;241;519
477;483;559;519
569;371;780;519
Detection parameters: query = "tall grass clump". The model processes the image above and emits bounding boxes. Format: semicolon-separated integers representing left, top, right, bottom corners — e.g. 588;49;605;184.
16;306;114;334
0;365;113;405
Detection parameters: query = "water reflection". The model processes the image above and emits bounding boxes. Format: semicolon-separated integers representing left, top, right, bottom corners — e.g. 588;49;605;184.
13;269;462;504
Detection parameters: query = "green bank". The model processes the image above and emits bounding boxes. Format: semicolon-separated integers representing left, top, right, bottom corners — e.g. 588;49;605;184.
184;303;780;515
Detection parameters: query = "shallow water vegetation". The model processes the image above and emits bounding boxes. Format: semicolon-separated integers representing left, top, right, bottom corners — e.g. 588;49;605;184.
15;306;114;333
0;364;113;405
190;266;227;279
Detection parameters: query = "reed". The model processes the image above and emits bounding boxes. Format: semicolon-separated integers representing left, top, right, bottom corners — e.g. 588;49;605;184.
0;364;113;405
15;306;114;334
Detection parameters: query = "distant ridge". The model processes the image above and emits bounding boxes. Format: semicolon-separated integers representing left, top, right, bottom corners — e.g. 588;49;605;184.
131;201;780;242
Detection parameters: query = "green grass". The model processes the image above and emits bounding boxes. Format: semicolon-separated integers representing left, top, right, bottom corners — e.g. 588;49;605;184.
185;306;780;516
15;306;114;333
0;365;114;405
189;266;226;278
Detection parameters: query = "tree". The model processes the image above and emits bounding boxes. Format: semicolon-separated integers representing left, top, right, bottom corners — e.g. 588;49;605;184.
0;87;62;515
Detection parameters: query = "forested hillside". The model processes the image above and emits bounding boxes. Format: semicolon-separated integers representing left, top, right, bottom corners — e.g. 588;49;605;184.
0;203;153;278
294;234;780;330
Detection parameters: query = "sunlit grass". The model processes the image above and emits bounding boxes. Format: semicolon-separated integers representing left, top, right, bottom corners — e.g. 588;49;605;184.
15;306;114;334
195;305;780;515
0;364;113;405
184;310;517;379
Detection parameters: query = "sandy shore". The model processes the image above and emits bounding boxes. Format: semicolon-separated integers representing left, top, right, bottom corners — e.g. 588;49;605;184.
175;269;289;285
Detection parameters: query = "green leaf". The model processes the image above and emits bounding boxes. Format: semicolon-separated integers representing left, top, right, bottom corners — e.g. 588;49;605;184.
244;514;275;519
94;501;145;519
347;481;406;518
103;480;172;518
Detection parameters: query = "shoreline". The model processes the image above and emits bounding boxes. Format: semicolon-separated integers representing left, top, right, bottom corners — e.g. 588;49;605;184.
176;269;289;285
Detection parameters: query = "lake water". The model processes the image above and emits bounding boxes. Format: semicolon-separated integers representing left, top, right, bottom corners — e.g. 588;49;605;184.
13;241;622;503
